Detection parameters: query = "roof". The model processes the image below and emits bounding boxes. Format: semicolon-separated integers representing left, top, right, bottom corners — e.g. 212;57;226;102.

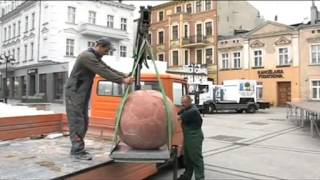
151;1;177;10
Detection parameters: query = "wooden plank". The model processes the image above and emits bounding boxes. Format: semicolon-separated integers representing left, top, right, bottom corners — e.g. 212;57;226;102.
0;114;62;126
0;121;61;131
0;125;61;140
65;163;157;180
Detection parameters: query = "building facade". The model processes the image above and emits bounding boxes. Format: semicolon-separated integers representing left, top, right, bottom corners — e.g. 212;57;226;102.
149;0;263;84
217;1;264;36
149;0;218;83
0;1;135;103
218;21;300;106
297;2;320;102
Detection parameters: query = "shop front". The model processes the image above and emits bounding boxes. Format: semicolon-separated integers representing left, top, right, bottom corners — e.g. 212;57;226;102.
219;67;300;106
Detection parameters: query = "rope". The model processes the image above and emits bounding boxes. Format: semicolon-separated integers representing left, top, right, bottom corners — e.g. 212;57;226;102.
110;38;174;153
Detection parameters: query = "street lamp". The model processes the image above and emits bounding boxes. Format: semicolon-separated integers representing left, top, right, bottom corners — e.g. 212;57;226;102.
188;63;199;83
0;54;16;104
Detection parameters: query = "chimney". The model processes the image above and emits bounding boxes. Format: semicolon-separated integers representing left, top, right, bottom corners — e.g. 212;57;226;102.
311;0;318;24
274;15;278;22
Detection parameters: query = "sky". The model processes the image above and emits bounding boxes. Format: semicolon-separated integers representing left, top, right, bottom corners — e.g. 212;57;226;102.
123;0;320;25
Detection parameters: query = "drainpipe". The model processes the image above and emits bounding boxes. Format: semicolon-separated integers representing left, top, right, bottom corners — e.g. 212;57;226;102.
37;0;41;62
215;0;219;84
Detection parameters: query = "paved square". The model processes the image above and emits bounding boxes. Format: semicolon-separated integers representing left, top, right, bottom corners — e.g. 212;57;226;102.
151;108;320;180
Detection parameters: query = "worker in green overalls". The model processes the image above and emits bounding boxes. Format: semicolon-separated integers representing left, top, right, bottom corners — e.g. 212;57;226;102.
178;95;205;180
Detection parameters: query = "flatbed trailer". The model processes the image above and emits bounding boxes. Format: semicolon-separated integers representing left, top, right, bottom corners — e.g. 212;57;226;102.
0;114;165;179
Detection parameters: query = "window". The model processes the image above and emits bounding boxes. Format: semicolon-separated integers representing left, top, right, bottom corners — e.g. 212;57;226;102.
173;82;185;106
222;53;229;69
186;4;192;14
140;81;160;91
88;11;96;24
148;33;152;44
30;42;34;60
311;80;320;100
172;25;178;40
311;44;320;64
24;16;28;32
233;52;241;69
107;49;114;56
53;72;66;100
158;53;164;61
184;50;189;65
120;45;127;57
97;81;124;96
16;47;20;62
205;22;212;36
184;24;188;38
278;48;289;65
13;23;16;37
21;76;26;96
39;74;47;93
107;15;114;28
206;48;212;64
158;11;164;21
12;49;15;59
172;50;179;66
254;50;262;67
121;18;127;31
158;31;164;44
4;27;7;41
196;1;202;13
256;82;263;100
88;41;95;48
66;39;74;56
205;0;212;10
8;25;11;39
24;44;27;61
68;6;76;23
31;12;35;29
197;49;202;64
176;6;182;13
18;21;20;36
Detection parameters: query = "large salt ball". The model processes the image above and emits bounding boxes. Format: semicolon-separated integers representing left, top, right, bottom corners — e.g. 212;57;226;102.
119;90;177;149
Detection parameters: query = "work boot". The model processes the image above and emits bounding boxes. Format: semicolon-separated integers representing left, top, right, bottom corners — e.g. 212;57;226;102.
177;174;190;180
71;150;92;160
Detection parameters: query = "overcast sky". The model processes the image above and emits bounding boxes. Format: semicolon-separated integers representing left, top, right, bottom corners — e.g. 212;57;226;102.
123;0;319;25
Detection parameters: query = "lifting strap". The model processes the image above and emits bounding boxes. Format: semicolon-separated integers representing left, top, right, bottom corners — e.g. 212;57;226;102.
110;38;173;153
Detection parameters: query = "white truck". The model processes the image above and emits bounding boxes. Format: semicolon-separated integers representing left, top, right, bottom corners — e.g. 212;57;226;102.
189;80;270;113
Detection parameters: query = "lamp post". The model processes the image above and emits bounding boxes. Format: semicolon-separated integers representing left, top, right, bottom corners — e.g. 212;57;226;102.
0;54;16;104
188;63;199;83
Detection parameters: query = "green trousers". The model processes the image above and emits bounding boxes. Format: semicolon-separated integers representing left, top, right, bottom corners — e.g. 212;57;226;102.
181;127;205;180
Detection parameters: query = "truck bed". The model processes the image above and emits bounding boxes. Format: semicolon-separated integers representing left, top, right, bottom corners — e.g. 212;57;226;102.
0;135;112;179
0;114;159;179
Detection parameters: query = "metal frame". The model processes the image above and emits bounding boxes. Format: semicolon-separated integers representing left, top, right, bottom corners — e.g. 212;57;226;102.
287;102;320;137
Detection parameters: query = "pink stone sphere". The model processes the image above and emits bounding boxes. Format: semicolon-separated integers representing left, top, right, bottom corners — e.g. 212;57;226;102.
119;90;177;149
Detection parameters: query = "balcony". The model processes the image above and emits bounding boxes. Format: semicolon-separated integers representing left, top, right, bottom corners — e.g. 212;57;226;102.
79;23;128;40
182;35;208;48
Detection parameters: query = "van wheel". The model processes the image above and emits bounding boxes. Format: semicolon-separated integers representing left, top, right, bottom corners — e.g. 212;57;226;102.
208;104;215;114
236;109;243;113
246;105;256;113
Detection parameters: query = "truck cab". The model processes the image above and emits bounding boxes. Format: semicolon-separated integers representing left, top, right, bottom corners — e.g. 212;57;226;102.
90;73;188;155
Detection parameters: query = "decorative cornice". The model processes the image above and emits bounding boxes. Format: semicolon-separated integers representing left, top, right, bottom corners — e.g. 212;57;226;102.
64;28;79;34
250;40;265;48
274;36;291;45
41;27;49;33
0;1;36;22
307;36;320;43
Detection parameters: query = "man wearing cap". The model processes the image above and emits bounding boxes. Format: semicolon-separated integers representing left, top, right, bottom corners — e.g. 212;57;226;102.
65;37;133;160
